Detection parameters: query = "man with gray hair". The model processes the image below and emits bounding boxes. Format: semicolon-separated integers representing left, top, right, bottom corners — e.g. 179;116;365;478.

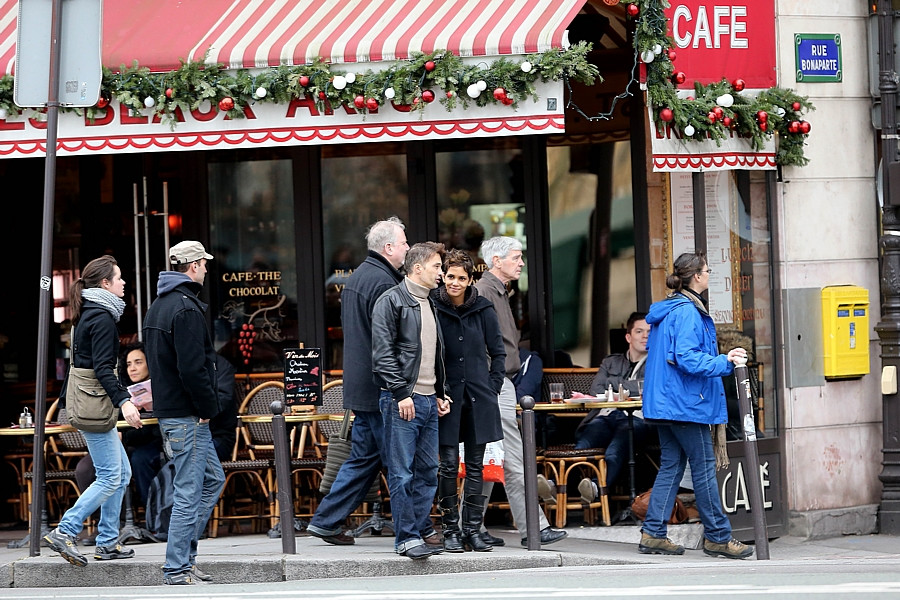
475;236;567;548
307;217;412;545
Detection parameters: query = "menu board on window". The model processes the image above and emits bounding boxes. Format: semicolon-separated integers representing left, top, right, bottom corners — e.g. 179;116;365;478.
669;172;735;324
283;348;322;406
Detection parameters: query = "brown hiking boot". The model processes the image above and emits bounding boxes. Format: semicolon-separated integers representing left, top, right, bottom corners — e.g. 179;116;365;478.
638;532;685;555
703;537;753;559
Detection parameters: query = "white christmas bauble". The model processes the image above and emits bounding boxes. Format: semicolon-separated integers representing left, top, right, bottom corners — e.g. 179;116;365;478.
0;108;8;119
144;96;155;108
520;61;532;73
476;80;487;91
716;93;734;108
333;75;347;90
775;106;786;117
684;125;696;136
467;84;480;98
384;87;396;99
653;44;663;55
345;72;356;83
255;87;267;99
641;50;655;63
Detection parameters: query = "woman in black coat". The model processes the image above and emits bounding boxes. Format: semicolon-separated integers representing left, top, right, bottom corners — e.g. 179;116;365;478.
431;249;505;552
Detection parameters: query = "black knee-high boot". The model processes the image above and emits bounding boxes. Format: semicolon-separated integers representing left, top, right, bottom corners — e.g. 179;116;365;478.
461;494;492;552
439;494;464;552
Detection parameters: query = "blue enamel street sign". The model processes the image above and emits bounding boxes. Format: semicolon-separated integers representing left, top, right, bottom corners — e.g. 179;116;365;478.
795;33;842;83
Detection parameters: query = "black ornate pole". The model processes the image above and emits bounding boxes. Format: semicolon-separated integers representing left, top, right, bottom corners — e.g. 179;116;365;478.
875;0;900;535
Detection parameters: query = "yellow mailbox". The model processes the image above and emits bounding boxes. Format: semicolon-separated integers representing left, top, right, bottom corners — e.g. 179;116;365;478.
821;285;870;379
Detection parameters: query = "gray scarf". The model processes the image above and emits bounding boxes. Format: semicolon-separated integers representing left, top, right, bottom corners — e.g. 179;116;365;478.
82;288;126;322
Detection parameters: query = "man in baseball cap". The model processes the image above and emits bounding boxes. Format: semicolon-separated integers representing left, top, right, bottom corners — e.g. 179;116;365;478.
169;241;214;265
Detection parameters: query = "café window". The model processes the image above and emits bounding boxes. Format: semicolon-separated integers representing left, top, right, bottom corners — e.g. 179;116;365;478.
668;171;777;439
208;159;298;372
321;144;409;369
435;139;529;329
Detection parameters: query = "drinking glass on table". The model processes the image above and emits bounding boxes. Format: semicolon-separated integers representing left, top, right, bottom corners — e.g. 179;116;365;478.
549;383;565;403
637;379;644;398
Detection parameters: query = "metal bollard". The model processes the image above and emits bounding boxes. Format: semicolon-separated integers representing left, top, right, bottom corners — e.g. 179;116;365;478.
520;395;541;551
271;399;296;554
733;357;770;560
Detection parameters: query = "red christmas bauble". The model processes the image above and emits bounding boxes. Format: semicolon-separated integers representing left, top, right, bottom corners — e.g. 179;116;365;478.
424;60;436;72
413;97;420;105
96;95;109;109
799;121;811;134
366;97;379;110
712;106;724;120
299;76;310;87
788;121;801;134
756;110;768;122
659;108;674;122
667;50;677;62
759;122;768;132
502;97;513;106
722;117;732;127
165;88;174;99
446;91;455;98
422;90;435;103
493;87;507;100
626;3;639;17
218;97;234;111
732;79;745;92
319;91;327;100
673;72;686;84
792;101;802;111
686;96;695;101
707;111;717;123
354;95;365;108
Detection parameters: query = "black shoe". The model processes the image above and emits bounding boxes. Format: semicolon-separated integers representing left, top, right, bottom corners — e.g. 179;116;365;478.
192;565;213;582
163;572;194;585
521;527;568;547
443;533;465;553
94;543;135;560
480;531;505;547
308;529;355;545
424;543;445;555
403;544;433;560
43;528;88;567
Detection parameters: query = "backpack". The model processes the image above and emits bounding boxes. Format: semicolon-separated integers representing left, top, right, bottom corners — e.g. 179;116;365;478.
144;461;176;540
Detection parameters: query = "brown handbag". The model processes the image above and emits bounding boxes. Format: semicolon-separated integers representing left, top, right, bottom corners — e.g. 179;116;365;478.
631;488;689;524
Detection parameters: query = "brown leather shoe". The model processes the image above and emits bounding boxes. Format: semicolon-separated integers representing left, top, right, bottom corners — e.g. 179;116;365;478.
308;530;355;545
422;532;441;546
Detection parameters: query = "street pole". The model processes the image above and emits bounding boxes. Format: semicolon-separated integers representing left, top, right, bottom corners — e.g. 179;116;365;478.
875;0;900;535
733;358;769;559
519;395;541;551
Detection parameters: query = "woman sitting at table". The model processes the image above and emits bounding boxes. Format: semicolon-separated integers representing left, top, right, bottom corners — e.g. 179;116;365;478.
431;249;506;552
45;255;142;566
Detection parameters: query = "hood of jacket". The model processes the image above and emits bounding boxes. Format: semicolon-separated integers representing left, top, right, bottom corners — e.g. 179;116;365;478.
156;270;198;296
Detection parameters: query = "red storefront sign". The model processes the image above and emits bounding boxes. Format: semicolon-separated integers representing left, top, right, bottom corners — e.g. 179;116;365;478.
665;1;776;89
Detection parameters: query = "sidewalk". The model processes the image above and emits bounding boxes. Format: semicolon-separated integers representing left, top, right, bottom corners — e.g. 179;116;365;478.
1;524;898;588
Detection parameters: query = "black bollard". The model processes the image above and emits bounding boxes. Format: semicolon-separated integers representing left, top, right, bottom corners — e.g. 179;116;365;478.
520;395;541;551
733;358;770;560
271;398;296;554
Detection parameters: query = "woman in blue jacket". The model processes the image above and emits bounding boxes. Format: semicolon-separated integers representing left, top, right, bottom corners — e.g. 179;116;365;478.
639;252;752;560
431;249;505;552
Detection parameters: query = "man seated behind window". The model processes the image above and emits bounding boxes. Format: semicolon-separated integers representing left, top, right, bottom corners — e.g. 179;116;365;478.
572;312;656;504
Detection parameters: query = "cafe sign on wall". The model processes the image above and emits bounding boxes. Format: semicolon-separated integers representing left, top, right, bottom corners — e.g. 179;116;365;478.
795;33;842;83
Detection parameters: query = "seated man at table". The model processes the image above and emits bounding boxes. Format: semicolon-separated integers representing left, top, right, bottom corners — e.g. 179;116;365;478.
572;312;656;504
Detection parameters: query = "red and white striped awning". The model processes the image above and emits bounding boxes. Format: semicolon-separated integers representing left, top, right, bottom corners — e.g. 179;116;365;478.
1;0;586;75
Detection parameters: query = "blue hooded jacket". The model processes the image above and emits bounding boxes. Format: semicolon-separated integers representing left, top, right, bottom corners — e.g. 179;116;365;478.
643;291;732;424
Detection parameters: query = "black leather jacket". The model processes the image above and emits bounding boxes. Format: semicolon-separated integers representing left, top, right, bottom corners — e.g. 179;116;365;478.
371;281;448;403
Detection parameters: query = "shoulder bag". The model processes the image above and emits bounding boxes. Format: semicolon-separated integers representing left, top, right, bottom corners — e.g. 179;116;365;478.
65;325;118;433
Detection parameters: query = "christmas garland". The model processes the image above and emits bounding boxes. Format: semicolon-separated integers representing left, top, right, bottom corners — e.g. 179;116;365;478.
0;42;600;129
627;0;814;167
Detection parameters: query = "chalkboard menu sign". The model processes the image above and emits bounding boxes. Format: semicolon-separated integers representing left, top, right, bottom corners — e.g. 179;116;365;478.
283;348;322;406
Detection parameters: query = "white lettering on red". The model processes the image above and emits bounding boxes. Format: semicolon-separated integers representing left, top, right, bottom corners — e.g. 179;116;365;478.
672;4;748;50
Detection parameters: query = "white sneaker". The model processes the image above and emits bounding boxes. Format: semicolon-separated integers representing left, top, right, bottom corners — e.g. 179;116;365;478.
536;474;557;505
577;478;598;504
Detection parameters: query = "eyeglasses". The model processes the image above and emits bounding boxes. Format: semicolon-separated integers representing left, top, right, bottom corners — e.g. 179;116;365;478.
700;268;713;275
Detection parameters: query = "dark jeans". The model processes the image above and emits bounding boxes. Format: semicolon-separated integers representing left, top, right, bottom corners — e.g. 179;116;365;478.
574;411;654;487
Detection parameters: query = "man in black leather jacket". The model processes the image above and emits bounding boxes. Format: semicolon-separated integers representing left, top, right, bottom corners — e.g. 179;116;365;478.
371;241;451;560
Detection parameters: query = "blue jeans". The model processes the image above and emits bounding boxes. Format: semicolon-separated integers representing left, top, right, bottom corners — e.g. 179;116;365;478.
575;412;655;486
158;417;225;576
307;409;388;536
58;428;131;547
380;391;438;553
641;422;731;544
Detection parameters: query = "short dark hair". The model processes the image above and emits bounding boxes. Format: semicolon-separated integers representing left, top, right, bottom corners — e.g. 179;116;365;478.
404;241;445;273
626;311;648;333
443;248;474;277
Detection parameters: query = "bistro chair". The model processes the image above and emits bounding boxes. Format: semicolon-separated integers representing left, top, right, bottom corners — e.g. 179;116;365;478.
209;381;281;537
541;443;611;528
